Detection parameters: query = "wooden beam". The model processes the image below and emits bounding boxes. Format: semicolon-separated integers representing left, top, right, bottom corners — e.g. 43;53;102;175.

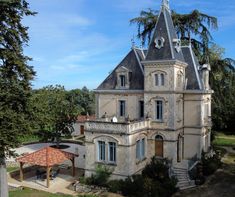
71;158;75;177
19;162;24;182
46;166;51;188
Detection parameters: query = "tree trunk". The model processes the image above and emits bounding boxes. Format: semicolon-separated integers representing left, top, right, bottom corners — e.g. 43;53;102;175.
56;132;60;148
0;157;9;197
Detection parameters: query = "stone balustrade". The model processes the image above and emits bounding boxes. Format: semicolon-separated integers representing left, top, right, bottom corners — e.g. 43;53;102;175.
85;120;150;134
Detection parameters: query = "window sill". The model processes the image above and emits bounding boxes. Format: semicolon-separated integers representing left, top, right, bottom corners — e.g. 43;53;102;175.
95;161;117;166
136;157;147;165
153;120;164;123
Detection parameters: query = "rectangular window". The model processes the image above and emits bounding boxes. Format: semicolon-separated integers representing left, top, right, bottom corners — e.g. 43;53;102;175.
156;100;163;121
139;101;144;118
136;139;145;160
155;73;165;86
98;141;105;161
136;140;140;159
108;142;116;163
160;73;165;86
141;138;145;158
155;74;159;86
120;75;126;87
119;100;125;117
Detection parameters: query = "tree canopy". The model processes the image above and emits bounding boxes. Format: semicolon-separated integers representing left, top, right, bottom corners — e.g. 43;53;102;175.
29;85;80;145
0;0;36;196
0;0;36;158
130;9;218;63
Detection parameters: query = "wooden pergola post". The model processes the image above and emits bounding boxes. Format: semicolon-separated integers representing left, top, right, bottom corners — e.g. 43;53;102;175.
46;166;51;188
19;162;24;182
71;157;75;177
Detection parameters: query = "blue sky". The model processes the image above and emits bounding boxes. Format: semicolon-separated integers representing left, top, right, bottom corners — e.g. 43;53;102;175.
23;0;235;90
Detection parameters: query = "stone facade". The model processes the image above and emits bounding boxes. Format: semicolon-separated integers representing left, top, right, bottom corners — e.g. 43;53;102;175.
84;1;212;179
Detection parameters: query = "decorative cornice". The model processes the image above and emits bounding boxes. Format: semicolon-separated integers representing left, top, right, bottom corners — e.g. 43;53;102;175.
94;89;144;94
141;59;188;68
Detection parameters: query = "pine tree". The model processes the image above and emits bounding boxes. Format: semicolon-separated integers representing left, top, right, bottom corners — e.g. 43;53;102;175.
0;1;36;196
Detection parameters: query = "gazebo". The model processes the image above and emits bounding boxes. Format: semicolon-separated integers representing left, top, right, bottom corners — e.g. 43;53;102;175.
16;146;78;188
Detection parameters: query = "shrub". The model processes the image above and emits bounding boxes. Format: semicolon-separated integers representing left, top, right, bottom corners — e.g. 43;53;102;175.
120;175;146;197
201;150;222;176
107;180;122;193
118;158;178;197
85;164;112;187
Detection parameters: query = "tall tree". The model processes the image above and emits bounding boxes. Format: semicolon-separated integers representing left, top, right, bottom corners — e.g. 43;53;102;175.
130;9;217;63
209;45;235;132
0;0;36;196
68;86;95;115
29;85;79;147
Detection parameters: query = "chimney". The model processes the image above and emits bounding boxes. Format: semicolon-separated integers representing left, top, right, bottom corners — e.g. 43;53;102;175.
201;64;211;90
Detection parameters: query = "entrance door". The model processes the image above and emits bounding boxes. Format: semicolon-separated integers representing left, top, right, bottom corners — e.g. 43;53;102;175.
155;135;163;157
80;125;84;135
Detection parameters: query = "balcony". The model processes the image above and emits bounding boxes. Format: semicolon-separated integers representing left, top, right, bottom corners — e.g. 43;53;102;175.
85;119;150;134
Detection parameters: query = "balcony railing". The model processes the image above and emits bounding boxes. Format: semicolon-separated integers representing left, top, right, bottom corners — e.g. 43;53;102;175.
85;120;150;134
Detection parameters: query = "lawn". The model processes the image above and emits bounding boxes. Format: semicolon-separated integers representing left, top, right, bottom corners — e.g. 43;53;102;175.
7;166;19;172
213;132;235;146
9;188;72;197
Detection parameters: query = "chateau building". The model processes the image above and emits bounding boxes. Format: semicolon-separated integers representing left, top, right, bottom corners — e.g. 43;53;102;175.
84;0;212;181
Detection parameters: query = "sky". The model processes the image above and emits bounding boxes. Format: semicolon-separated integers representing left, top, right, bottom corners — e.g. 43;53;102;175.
23;0;235;90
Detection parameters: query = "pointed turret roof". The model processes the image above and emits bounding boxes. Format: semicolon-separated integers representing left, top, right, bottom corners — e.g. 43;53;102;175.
145;0;184;62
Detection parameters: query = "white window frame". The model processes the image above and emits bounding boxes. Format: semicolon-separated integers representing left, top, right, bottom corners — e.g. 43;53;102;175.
156;100;163;121
136;138;145;160
97;141;106;161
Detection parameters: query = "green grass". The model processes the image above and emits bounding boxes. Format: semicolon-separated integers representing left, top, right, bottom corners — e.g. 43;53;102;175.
9;188;72;197
19;134;41;144
212;132;235;146
213;137;235;146
7;166;19;172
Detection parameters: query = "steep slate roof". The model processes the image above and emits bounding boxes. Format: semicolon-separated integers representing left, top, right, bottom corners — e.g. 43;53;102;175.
96;1;203;91
16;147;77;167
97;48;144;90
182;46;202;90
145;6;185;62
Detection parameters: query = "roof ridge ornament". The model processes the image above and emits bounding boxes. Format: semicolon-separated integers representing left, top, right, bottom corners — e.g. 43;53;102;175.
162;0;170;11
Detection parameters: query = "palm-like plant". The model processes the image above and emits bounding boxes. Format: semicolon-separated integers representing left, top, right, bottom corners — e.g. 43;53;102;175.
130;9;218;63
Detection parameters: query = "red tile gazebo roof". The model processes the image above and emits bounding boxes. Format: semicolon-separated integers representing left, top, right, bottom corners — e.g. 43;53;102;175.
16;146;78;167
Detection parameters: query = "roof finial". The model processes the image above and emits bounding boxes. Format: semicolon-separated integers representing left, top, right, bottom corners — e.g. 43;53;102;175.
162;0;170;11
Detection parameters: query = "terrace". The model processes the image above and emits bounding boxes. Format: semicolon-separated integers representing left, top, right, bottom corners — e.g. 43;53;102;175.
85;119;150;134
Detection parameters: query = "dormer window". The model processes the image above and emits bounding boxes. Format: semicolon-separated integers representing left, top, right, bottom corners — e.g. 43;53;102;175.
115;66;130;89
155;73;165;86
120;75;126;87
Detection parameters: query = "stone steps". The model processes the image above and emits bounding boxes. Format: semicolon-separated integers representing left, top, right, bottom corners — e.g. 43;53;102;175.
173;167;196;190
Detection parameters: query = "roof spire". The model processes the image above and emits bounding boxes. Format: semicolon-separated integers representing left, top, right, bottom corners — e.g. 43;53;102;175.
162;0;170;11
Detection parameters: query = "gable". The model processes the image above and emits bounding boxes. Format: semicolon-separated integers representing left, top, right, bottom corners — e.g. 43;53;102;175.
97;49;144;90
